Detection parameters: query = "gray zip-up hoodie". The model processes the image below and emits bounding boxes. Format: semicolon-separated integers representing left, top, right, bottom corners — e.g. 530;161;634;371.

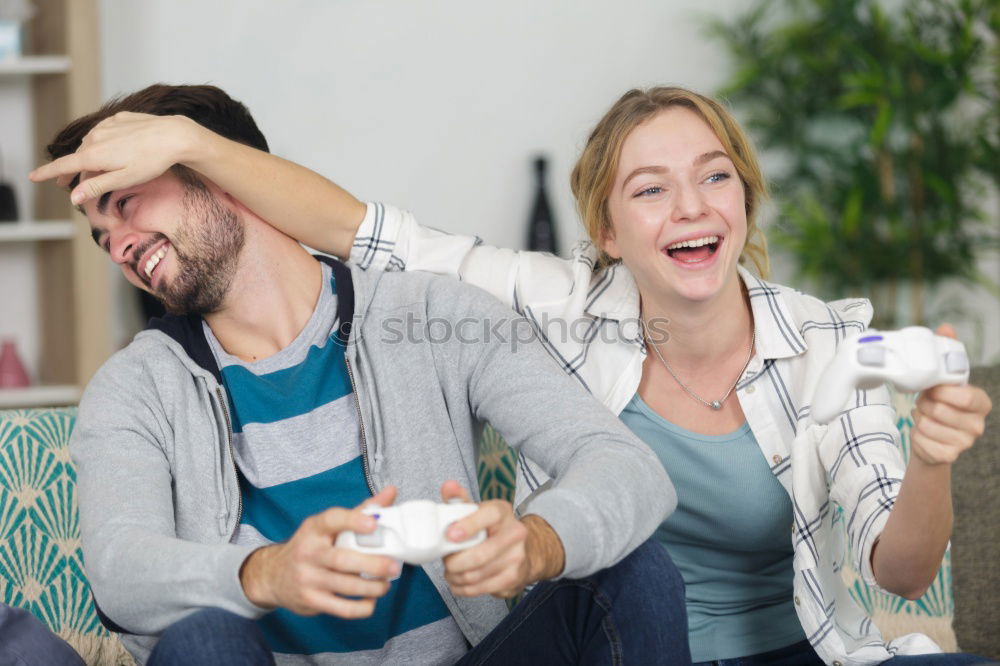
71;258;675;662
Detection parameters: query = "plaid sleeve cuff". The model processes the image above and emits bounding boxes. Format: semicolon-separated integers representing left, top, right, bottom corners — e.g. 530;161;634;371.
350;202;405;271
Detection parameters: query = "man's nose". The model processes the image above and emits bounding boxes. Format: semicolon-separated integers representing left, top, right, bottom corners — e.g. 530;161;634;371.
109;227;142;267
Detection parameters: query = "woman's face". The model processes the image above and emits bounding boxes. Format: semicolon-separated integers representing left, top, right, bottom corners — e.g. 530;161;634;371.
603;106;747;307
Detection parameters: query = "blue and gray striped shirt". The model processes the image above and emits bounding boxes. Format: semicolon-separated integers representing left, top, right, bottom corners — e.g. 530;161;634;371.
206;263;468;665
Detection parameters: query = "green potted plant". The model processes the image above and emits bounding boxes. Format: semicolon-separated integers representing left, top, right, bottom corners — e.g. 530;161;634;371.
706;0;999;331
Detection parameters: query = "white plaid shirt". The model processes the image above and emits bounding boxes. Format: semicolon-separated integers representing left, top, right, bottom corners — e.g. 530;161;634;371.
351;202;942;665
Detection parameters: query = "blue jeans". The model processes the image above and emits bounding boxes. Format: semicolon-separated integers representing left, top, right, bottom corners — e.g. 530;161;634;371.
148;538;690;665
692;639;992;666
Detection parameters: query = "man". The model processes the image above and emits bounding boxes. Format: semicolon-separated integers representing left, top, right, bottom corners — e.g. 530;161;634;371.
33;85;688;665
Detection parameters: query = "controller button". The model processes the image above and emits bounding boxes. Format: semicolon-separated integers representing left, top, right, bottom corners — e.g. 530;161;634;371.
945;352;969;373
356;528;384;548
858;335;884;343
857;347;885;367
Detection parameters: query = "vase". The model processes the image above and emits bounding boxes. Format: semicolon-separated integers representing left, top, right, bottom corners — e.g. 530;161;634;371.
0;339;30;388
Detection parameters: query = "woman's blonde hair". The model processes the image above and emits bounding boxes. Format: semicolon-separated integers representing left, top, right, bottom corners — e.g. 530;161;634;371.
570;86;770;278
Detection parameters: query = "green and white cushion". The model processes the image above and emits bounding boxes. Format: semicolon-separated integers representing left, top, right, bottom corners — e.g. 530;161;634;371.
0;408;133;665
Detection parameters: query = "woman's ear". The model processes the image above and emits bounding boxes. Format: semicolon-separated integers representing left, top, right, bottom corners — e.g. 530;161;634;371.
601;224;622;260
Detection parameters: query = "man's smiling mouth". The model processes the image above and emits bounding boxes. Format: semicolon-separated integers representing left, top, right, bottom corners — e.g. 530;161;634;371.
144;244;168;279
132;236;171;287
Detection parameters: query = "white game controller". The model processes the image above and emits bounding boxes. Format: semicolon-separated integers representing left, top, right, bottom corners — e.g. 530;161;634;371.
811;326;969;424
335;499;486;565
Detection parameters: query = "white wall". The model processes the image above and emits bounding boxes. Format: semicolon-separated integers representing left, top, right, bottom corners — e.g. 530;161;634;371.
97;0;1000;362
100;0;749;250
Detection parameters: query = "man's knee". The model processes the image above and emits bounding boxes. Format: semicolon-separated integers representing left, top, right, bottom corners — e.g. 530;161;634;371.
592;538;684;601
150;608;272;666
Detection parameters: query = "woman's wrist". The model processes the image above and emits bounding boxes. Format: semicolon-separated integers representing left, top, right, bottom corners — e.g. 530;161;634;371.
173;114;225;173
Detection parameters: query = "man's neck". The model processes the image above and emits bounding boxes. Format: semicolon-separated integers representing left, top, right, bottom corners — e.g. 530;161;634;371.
204;222;324;363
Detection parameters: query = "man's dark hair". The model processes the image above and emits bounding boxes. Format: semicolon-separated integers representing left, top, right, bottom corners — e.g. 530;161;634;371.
47;84;270;169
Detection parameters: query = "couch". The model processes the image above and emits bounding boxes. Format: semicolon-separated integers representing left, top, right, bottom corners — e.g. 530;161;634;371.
0;366;997;664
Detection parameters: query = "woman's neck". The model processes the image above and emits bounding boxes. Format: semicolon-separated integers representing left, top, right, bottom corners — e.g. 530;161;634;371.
640;274;753;373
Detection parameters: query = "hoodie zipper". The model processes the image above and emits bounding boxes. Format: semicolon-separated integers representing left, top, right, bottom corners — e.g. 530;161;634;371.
345;357;377;497
215;386;243;535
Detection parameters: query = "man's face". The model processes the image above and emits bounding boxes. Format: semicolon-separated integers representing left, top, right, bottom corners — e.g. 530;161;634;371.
84;171;245;315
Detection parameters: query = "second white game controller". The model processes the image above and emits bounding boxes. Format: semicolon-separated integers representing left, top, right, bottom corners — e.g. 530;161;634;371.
811;326;969;424
335;499;486;565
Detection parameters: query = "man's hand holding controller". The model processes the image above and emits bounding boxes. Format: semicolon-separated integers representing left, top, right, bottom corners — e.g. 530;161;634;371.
437;480;565;600
336;480;565;600
241;481;567;619
239;486;403;620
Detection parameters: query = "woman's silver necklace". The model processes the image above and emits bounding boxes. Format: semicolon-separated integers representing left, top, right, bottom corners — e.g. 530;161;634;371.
644;325;756;410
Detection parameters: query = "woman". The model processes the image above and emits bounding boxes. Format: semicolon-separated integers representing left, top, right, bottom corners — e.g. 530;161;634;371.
33;87;992;665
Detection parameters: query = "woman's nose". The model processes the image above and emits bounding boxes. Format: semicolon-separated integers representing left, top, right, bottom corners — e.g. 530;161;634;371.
672;183;708;222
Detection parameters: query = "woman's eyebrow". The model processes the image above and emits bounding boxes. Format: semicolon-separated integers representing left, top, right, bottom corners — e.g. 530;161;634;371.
621;151;731;191
693;150;730;166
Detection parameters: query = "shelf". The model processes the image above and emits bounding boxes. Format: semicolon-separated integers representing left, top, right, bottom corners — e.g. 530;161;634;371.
0;221;76;242
0;385;80;409
0;55;71;75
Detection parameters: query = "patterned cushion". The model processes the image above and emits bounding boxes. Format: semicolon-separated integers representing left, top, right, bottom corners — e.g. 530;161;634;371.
0;408;133;665
477;424;517;502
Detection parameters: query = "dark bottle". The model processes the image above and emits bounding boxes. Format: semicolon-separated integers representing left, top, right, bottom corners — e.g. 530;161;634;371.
526;156;558;253
0;145;18;222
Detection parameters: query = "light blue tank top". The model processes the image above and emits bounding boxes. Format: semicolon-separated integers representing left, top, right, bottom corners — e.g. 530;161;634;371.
620;393;806;662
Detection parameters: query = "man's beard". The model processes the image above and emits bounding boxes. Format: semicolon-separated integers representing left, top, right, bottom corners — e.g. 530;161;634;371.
153;182;245;315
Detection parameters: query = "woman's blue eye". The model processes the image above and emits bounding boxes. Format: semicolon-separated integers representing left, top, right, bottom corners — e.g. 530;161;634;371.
706;172;730;184
636;186;663;197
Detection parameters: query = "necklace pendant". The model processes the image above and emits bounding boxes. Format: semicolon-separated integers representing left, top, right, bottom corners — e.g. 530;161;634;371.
710;400;723;410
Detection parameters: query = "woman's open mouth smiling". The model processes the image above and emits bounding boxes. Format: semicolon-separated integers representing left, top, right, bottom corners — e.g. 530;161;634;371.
663;235;721;266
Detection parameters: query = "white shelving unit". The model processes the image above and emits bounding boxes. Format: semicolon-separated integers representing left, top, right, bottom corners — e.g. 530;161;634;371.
0;1;109;411
0;220;75;242
0;385;80;409
0;55;70;75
